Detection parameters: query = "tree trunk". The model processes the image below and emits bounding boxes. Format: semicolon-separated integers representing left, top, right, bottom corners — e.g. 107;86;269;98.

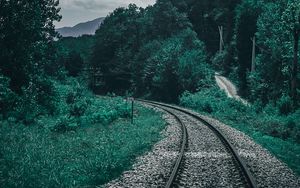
292;30;299;106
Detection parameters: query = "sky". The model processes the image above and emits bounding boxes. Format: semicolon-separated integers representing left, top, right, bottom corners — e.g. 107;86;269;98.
55;0;156;28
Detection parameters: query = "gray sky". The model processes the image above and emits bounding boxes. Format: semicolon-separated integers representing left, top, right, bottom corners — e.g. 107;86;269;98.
55;0;156;28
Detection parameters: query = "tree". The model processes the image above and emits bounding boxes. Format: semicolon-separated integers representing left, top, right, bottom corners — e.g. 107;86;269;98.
0;0;61;93
249;0;300;108
151;0;191;39
186;0;240;54
282;0;300;106
64;51;84;77
0;0;61;118
133;29;210;102
89;1;212;102
234;0;262;97
91;4;143;94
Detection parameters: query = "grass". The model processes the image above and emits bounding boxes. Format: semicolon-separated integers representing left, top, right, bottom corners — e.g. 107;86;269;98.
180;87;300;175
0;86;165;187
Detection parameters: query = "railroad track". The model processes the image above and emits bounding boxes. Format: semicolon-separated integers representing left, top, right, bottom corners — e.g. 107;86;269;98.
138;99;257;188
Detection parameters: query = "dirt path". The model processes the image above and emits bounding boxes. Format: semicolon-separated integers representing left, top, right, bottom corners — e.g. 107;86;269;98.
215;73;248;105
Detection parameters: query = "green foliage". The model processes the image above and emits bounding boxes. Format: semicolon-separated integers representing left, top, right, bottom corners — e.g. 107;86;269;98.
250;1;294;105
281;0;300;33
91;4;144;94
55;36;95;81
0;75;17;117
52;115;78;133
152;0;192;39
47;78;131;132
56;35;95;62
0;0;61;93
64;51;84;77
0;0;62;122
211;50;227;71
11;77;57;124
186;0;240;53
234;0;263;96
0;101;165;187
277;94;294;115
138;29;211;102
140;30;211;101
90;1;211;101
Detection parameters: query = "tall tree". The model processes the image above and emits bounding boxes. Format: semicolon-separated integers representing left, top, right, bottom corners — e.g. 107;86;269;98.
250;0;300;108
64;51;84;77
151;0;191;39
234;0;262;97
282;0;300;106
0;0;61;117
0;0;61;93
91;4;143;94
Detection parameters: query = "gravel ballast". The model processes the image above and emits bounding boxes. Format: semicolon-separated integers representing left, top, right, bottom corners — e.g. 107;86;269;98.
171;111;245;187
104;105;182;188
166;103;300;187
201;115;300;187
105;102;300;187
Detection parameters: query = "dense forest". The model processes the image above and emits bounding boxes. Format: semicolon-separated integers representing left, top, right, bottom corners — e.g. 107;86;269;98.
1;0;300;187
89;0;300;108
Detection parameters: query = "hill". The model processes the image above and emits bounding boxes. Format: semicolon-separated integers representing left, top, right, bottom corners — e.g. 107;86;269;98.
56;17;104;37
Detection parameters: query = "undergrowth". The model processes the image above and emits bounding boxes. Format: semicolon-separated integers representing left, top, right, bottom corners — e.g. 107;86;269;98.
180;87;300;175
0;79;165;187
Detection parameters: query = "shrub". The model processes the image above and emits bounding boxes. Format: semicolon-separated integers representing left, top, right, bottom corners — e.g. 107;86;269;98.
0;75;17;117
52;116;78;133
211;50;227;71
277;94;293;115
0;100;165;187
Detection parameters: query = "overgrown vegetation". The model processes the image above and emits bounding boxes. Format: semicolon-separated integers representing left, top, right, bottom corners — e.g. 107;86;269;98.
0;94;165;187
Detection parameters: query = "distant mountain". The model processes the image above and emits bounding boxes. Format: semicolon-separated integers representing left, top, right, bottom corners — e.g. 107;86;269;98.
56;17;105;37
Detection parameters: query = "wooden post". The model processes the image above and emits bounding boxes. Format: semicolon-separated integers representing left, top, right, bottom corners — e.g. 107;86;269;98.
218;26;224;53
251;36;256;72
131;99;134;124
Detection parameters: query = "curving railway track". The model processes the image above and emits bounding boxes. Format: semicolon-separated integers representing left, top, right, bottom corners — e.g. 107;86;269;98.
138;99;257;188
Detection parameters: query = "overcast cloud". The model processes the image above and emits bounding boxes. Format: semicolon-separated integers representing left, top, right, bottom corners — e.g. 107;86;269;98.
55;0;156;28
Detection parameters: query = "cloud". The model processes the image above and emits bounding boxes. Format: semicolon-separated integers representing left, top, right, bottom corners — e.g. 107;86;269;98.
60;0;155;11
56;0;156;28
72;0;124;11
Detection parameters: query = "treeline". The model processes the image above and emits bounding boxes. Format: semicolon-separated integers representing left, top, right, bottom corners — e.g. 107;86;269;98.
89;0;240;101
0;1;95;125
215;0;300;113
177;0;300;112
90;2;213;102
89;0;300;111
1;0;300;119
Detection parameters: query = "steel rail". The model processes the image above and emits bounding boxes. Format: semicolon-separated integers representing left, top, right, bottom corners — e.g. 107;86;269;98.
141;101;188;188
137;99;257;188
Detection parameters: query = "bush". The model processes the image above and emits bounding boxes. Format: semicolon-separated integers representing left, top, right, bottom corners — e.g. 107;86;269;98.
0;100;165;187
52;116;78;133
0;75;17;117
49;79;132;130
277;94;293;115
211;50;227;71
